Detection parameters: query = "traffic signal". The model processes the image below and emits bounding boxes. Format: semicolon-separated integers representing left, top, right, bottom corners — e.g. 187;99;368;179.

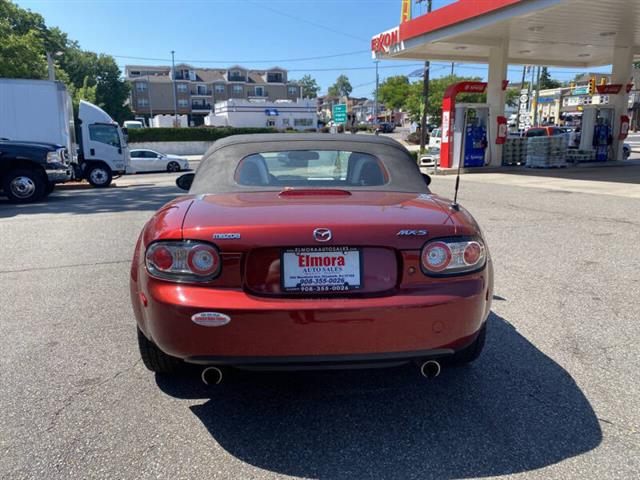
588;76;596;95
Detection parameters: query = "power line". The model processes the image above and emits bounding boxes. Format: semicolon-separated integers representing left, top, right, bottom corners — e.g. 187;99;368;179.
246;0;367;43
112;49;370;64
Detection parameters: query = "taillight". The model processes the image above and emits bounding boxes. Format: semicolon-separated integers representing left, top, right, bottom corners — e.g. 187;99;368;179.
421;238;486;276
145;241;221;282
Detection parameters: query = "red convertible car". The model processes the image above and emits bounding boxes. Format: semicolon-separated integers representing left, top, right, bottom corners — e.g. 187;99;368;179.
130;134;493;384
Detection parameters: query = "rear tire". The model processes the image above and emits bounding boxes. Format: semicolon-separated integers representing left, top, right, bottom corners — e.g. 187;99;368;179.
447;322;486;366
86;163;113;188
137;327;186;374
2;168;45;203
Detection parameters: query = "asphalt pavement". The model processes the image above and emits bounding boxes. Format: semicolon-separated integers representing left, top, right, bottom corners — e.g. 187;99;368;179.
1;166;639;479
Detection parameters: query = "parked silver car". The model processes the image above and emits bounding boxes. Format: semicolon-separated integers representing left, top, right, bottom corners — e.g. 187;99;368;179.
129;149;190;173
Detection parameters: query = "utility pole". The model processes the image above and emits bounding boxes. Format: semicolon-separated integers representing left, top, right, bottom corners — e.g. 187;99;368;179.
450;62;455;76
418;0;432;153
147;76;154;125
374;60;379;122
533;66;542;126
171;50;178;126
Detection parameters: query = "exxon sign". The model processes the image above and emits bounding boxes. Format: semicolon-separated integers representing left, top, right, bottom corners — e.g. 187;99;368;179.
371;27;401;54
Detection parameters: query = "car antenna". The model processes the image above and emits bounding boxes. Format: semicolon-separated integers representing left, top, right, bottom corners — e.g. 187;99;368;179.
451;108;468;211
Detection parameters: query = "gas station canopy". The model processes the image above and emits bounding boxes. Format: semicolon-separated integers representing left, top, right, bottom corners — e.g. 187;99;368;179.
372;0;640;68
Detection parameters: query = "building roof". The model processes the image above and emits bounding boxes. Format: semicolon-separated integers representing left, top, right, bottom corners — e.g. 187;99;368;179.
373;0;640;68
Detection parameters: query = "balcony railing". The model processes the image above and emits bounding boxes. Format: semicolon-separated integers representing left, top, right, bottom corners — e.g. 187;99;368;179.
191;90;212;96
228;75;246;82
191;103;212;110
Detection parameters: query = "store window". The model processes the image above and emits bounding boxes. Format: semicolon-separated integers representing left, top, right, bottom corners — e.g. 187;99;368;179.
294;118;313;127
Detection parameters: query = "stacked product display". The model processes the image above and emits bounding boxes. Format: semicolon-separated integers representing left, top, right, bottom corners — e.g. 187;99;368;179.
566;149;596;163
525;136;567;168
502;137;528;165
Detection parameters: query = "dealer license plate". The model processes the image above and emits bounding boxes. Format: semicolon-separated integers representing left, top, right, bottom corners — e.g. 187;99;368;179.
281;247;362;293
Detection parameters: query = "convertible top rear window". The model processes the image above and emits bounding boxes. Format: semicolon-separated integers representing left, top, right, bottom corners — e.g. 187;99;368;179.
188;134;429;194
235;150;388;188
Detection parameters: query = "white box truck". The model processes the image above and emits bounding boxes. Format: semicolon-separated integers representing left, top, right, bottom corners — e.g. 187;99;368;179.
0;78;129;187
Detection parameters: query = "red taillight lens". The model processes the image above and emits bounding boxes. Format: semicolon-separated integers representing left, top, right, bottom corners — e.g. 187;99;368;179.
421;238;486;276
149;245;174;271
421;242;452;272
146;241;221;281
463;242;482;265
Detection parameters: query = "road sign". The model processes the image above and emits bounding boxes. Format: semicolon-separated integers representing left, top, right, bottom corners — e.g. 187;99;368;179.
333;104;347;124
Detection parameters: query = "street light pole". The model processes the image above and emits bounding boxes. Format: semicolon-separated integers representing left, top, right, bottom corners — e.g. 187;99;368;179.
171;50;178;126
418;0;433;154
374;60;379;122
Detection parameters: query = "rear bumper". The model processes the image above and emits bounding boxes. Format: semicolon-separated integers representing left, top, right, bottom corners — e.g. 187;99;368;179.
132;264;493;363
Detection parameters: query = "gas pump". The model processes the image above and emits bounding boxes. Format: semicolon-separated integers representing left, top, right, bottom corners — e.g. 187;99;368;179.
451;104;489;168
580;105;614;161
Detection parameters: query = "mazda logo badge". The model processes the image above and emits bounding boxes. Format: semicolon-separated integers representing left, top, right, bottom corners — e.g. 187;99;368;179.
313;228;332;242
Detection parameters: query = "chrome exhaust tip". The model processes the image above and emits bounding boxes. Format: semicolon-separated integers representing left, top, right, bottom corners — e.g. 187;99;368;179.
420;360;441;379
201;366;223;385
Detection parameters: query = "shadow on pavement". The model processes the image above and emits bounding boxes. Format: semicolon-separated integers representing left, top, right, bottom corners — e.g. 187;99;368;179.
156;312;602;479
0;184;181;218
473;162;640;184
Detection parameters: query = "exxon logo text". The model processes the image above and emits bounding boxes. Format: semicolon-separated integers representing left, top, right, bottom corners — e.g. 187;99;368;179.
371;29;400;53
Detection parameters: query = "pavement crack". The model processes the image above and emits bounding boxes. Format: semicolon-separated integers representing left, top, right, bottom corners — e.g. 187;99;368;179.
45;358;141;433
0;259;130;275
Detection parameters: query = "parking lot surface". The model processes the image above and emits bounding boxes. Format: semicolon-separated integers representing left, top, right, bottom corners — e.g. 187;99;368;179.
1;167;639;479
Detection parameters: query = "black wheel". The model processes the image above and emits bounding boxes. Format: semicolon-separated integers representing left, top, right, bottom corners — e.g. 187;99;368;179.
167;161;181;173
43;182;55;197
447;322;486;366
137;327;186;374
2;168;45;203
86;163;113;188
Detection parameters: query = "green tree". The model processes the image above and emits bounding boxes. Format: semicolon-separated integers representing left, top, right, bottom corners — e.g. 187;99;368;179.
539;67;562;89
0;20;47;78
328;74;352;97
297;74;320;98
404;75;485;124
377;75;411;111
0;0;133;123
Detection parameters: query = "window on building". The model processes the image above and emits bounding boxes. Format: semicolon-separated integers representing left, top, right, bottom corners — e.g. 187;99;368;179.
137;98;149;107
266;119;276;127
232;85;243;95
130;71;140;77
215;84;225;93
196;84;207;95
89;124;120;147
229;70;245;81
294;118;313;127
178;99;189;108
267;72;283;83
177;83;188;93
288;86;298;96
135;82;147;91
254;86;264;97
282;118;289;126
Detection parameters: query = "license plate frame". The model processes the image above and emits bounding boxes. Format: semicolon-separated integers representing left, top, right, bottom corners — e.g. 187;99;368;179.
281;247;363;293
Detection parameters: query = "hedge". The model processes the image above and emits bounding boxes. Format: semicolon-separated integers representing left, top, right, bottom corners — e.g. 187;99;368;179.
127;127;278;143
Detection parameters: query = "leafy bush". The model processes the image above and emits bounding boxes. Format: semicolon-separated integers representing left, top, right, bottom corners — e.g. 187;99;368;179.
406;132;422;145
127;127;278;143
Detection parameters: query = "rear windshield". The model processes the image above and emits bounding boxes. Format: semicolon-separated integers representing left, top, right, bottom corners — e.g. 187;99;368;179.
234;150;388;188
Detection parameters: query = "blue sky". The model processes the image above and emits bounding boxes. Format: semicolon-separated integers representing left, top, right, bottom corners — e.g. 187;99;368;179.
16;0;610;96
